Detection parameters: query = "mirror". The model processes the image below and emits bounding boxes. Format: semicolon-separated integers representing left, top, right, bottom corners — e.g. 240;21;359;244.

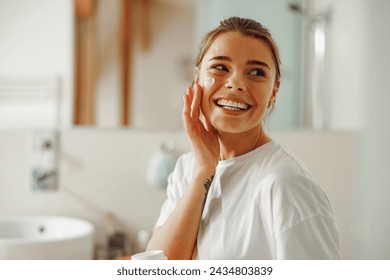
0;0;301;130
82;0;304;130
75;0;202;130
1;0;364;131
0;0;305;130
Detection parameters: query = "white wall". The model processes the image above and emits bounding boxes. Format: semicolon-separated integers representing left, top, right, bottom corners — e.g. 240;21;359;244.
0;129;189;253
0;129;361;258
313;0;368;130
0;0;74;127
359;0;390;259
312;0;390;258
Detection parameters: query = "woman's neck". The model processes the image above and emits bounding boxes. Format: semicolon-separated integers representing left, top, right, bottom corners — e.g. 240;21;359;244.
217;126;271;160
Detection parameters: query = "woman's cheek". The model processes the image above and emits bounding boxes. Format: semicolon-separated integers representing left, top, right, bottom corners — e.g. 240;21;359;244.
200;89;211;119
204;76;215;89
199;75;218;119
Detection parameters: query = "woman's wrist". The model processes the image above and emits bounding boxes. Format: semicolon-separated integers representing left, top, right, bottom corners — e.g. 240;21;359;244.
192;165;216;181
189;168;216;214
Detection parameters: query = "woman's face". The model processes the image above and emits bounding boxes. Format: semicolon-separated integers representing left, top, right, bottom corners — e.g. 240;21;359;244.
197;31;279;134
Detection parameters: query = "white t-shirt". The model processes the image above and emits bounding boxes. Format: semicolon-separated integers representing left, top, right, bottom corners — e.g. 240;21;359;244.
155;141;341;259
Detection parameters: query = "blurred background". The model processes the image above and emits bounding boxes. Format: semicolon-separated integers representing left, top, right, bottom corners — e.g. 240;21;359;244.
0;0;389;259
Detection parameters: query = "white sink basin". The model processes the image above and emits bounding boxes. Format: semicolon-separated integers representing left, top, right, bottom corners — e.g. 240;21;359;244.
0;215;95;259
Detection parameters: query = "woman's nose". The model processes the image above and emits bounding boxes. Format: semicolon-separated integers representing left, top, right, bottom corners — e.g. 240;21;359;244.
225;74;246;91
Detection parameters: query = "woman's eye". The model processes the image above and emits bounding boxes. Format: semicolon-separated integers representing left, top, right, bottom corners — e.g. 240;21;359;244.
249;69;265;77
213;64;228;72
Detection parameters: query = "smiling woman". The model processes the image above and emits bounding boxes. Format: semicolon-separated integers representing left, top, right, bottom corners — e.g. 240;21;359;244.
146;17;341;260
196;31;279;137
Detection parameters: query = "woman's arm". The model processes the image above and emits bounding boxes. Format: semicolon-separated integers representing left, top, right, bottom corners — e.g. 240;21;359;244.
146;84;219;259
146;170;215;259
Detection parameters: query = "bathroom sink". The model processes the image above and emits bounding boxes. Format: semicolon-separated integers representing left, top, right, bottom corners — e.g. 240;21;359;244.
0;215;95;259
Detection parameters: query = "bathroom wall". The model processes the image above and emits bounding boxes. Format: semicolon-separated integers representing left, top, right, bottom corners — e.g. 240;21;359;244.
0;129;361;258
310;0;390;258
312;0;368;130
0;0;74;128
358;0;390;259
0;129;187;251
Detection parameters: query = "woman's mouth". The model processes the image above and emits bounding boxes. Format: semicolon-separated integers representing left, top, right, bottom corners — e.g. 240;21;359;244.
214;99;252;111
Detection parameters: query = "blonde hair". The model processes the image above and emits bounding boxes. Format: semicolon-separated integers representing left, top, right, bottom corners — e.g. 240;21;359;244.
195;17;281;81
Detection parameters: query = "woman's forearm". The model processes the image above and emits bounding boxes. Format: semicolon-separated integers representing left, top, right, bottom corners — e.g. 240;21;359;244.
148;84;219;259
146;171;214;260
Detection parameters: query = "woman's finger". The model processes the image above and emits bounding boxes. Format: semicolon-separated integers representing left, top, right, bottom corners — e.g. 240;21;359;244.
203;115;216;134
190;84;202;120
183;87;191;114
182;87;192;127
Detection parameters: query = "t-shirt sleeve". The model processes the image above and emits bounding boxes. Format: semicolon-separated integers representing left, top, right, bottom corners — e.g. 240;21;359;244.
275;215;341;259
267;169;341;259
154;153;190;228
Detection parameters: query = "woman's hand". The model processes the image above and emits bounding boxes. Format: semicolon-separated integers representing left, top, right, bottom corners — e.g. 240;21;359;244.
183;84;219;175
147;84;219;259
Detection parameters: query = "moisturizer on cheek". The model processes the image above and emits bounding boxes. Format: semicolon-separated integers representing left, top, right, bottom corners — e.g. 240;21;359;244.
203;76;215;89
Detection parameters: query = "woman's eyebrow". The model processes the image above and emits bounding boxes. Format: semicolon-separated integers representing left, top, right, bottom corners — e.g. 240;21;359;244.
208;56;231;62
247;60;271;69
208;56;270;70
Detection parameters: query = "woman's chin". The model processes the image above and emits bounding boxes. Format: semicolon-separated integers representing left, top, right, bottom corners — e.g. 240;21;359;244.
213;123;251;135
211;118;262;135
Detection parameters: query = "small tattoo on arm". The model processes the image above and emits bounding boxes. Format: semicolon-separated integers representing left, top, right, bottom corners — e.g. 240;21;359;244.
201;174;215;213
204;175;214;193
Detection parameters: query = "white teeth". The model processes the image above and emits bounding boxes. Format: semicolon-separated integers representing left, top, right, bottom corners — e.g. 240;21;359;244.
216;99;249;110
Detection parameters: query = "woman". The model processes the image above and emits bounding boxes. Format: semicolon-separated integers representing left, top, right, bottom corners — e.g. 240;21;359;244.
147;17;340;260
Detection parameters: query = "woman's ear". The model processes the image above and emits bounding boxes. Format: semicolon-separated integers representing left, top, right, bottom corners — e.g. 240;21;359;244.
272;79;280;98
268;79;280;108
